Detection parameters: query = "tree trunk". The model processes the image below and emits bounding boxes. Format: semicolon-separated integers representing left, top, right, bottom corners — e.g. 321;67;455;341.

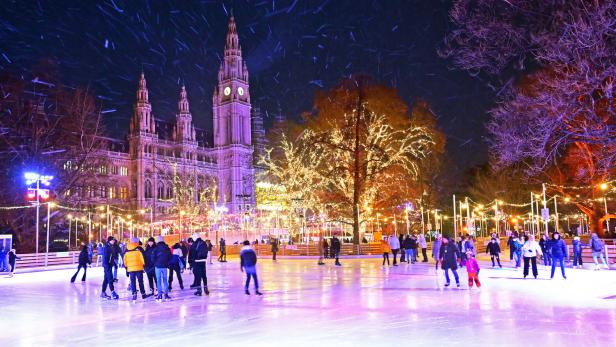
352;79;364;245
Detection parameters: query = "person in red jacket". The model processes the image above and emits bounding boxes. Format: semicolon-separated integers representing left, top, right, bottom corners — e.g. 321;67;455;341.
465;251;481;288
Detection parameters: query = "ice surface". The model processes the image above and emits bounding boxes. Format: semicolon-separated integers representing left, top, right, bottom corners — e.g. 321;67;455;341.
1;258;615;346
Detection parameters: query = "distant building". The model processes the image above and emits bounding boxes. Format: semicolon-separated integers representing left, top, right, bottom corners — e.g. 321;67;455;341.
68;15;256;223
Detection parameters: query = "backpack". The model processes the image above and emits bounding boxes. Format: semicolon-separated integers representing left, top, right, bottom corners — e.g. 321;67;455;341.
592;238;604;252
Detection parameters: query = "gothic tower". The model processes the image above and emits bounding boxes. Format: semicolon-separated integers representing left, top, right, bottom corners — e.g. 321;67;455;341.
174;85;197;144
213;15;254;213
129;72;157;208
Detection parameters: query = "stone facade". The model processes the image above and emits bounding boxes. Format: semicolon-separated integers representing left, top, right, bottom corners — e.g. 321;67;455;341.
75;16;256;222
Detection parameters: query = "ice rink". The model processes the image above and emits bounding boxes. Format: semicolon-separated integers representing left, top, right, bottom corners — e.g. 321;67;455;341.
1;257;615;346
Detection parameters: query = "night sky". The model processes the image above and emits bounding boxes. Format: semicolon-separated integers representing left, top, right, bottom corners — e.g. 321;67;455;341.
0;0;492;172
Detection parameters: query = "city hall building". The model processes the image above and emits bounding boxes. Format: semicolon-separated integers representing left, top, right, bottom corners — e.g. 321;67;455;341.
70;16;264;228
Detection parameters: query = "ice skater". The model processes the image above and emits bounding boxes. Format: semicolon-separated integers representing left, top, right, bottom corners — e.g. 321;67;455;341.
432;234;442;269
151;236;172;301
589;233;608;270
144;237;157;296
71;245;91;283
439;236;461;288
271;237;279;261
191;233;210;296
388;234;400;266
418;233;428;262
572;236;585;269
465;251;481;288
550;232;567;279
8;248;20;277
486;237;502;268
218;238;227;262
205;239;214;265
382;237;391;266
124;237;148;301
168;243;184;291
100;236;119;300
240;240;262;295
331;235;342;266
521;234;542;279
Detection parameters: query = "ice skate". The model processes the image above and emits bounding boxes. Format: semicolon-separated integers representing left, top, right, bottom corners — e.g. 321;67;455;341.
100;292;111;300
255;290;263;296
111;291;119;300
245;289;250;295
132;293;137;301
164;294;171;301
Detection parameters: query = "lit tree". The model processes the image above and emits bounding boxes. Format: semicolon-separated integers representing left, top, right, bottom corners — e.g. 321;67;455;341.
441;0;616;234
168;163;217;234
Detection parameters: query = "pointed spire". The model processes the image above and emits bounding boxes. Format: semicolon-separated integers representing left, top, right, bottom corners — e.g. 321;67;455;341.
137;72;149;103
225;14;240;56
178;85;189;114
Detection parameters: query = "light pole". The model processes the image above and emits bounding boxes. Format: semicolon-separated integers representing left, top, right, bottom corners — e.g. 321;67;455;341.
25;173;53;258
67;214;73;250
600;183;610;234
45;202;55;267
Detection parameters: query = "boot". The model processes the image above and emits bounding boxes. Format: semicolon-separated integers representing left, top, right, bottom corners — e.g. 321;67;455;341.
194;290;202;296
156;294;162;302
255;290;263;296
132;293;137;301
142;293;149;299
70;275;76;283
100;292;111;299
204;287;210;295
164;294;171;301
245;289;250;295
111;291;119;300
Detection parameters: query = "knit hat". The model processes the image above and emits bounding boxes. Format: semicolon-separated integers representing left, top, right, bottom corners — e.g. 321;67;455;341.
107;236;115;242
147;237;155;243
130;237;140;243
192;232;201;241
156;235;164;243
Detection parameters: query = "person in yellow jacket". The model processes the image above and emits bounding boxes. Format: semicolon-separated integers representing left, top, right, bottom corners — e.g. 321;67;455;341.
124;237;148;301
382;237;392;266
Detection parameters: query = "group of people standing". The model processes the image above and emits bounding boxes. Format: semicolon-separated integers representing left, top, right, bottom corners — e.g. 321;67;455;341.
383;233;428;266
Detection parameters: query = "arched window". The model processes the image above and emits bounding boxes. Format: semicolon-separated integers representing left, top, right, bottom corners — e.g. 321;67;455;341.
145;180;152;199
157;184;164;200
166;186;173;199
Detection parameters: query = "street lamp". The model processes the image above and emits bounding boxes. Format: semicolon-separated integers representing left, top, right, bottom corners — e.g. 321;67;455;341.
600;183;610;233
25;172;53;258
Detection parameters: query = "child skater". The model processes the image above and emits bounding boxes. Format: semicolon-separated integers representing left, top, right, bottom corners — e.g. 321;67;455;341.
240;240;262;295
465;251;481;289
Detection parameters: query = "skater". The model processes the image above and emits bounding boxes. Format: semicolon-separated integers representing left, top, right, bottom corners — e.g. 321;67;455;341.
240;240;262;295
218;238;227;262
550;232;567;279
271;238;279;261
190;233;210;296
168;243;184;291
389;234;400;266
439;237;461;287
87;241;94;264
71;245;91;283
507;235;514;261
124;237;148;300
112;240;122;282
418;233;428;262
96;241;104;267
8;248;20;277
181;239;190;272
323;238;329;259
144;237;157;296
382;237;391;266
403;235;413;264
205;239;214;265
572;236;585;268
100;236;119;300
512;235;523;268
522;235;542;279
465;251;481;288
486;238;502;268
151;236;171;301
432;234;442;269
589;233;608;270
539;234;551;266
399;234;406;263
331;235;342;266
459;236;468;266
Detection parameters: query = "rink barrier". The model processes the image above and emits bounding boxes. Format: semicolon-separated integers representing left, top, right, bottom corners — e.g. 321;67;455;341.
11;240;615;269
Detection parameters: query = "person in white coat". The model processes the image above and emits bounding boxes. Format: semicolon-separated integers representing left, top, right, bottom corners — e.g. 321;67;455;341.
418;233;428;262
388;234;401;266
521;234;543;279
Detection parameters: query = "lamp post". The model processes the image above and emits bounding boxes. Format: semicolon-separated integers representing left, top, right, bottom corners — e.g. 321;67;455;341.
45;202;55;267
600;183;610;234
25;173;53;258
67;214;73;250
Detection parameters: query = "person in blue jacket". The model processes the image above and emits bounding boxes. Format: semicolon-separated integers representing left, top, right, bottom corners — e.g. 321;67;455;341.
572;236;585;268
240;240;262;295
550;232;567;279
150;236;172;301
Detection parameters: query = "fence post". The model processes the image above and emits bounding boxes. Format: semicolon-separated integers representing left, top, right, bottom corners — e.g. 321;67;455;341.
605;245;610;267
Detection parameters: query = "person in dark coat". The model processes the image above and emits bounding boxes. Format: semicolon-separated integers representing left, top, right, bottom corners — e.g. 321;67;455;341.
191;232;210;296
151;236;172;301
410;235;419;263
143;237;157;296
71;245;91;283
572;236;585;268
331;236;341;266
439;237;461;287
507;235;514;261
271;238;279;261
403;235;413;264
100;236;119;299
399;234;406;263
240;240;262;295
168;243;184;291
218;238;227;262
550;232;567;279
486;238;502;268
8;249;20;276
323;238;329;259
180;239;190;272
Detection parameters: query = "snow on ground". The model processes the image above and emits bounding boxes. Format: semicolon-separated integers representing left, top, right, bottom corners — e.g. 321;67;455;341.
1;257;615;347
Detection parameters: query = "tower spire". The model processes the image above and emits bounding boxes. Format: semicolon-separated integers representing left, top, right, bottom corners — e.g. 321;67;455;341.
137;72;148;102
178;85;189;114
225;14;240;56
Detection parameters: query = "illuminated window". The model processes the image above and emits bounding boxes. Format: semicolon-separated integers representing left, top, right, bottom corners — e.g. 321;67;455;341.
120;167;128;176
120;187;128;200
100;186;107;198
109;187;115;199
63;161;72;171
98;165;107;174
